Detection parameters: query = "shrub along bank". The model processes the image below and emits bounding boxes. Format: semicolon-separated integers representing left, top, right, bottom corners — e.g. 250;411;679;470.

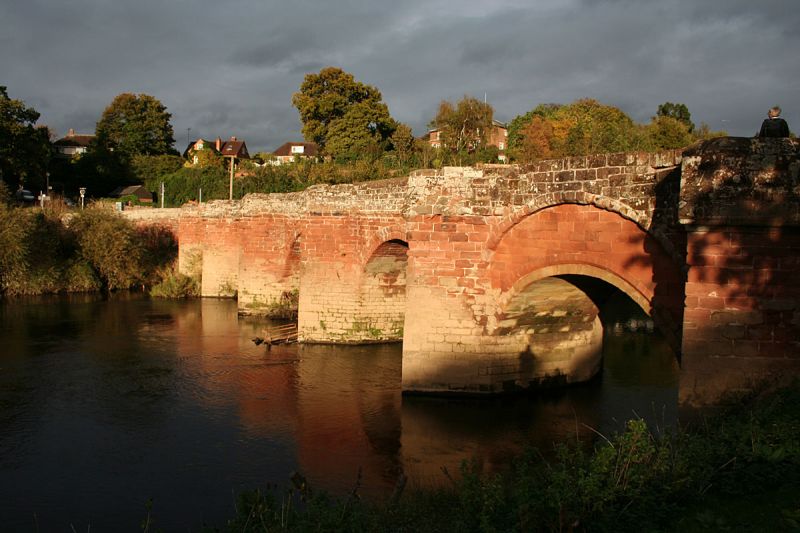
0;185;191;297
212;382;800;532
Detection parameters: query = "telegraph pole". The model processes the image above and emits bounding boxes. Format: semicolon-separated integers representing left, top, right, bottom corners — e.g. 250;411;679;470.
228;156;234;200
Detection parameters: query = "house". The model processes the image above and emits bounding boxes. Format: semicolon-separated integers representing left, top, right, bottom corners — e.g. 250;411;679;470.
109;185;153;203
183;136;250;164
269;142;319;165
53;128;94;158
423;119;509;162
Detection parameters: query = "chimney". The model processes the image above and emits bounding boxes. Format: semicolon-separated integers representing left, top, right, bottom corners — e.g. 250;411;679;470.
68;128;75;137
215;137;221;151
230;136;237;141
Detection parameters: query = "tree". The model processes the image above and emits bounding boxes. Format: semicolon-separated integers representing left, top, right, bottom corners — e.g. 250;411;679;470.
657;102;694;133
643;115;693;150
0;87;52;190
508;99;636;163
95;93;176;160
389;123;416;165
693;122;728;141
324;100;393;161
292;67;395;159
428;96;494;154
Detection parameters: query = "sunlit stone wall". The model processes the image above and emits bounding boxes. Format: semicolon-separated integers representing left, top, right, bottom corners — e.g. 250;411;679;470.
679;137;800;405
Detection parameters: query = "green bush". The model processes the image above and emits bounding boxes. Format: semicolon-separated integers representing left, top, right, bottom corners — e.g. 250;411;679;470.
68;208;144;290
0;203;179;296
150;269;198;298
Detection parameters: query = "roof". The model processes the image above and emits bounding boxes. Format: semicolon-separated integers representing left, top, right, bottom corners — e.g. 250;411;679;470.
54;129;94;148
183;137;250;159
272;142;319;157
182;138;213;158
221;139;249;158
110;185;152;199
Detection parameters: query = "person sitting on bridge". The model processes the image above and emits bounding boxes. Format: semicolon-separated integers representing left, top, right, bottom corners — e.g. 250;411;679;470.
758;106;791;138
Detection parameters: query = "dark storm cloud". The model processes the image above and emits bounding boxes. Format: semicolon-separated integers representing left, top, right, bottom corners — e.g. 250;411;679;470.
1;0;798;152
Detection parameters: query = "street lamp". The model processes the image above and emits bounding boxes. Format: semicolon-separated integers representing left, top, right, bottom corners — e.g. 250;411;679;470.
79;187;86;210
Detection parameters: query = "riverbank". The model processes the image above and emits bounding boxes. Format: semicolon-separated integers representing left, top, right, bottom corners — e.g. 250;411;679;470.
216;381;800;532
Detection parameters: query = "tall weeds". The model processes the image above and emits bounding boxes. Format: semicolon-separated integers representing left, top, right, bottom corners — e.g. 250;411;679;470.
0;204;181;296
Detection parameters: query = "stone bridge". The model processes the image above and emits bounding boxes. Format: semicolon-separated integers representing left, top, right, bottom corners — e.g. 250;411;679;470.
127;138;800;405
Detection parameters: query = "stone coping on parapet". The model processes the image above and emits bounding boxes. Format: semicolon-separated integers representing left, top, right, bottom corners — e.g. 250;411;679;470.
128;144;800;230
121;148;685;224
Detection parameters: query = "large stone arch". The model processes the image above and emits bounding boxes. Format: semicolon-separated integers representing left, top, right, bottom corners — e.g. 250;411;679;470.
498;264;651;318
487;203;685;353
485;192;681;263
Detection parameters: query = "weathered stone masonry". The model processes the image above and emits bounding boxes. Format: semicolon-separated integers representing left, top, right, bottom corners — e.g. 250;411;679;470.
125;138;800;403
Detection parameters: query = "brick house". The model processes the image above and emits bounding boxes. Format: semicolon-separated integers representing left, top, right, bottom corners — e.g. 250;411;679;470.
423;119;508;162
53;128;94;158
269;142;319;165
183;136;250;164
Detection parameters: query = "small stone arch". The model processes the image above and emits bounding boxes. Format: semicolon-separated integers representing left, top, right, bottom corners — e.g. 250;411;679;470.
361;227;408;266
355;238;410;342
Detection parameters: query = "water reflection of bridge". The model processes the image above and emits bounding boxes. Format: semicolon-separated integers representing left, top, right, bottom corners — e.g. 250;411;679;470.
170;300;677;494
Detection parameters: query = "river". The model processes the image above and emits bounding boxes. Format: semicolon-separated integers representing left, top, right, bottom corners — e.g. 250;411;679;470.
0;294;678;531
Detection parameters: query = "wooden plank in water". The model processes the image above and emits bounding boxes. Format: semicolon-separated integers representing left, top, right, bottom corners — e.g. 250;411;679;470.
253;323;298;347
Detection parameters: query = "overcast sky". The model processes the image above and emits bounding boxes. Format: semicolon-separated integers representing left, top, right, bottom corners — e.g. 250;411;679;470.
2;0;798;153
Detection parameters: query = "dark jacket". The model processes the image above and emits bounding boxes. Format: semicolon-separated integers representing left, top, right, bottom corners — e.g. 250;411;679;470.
758;117;790;138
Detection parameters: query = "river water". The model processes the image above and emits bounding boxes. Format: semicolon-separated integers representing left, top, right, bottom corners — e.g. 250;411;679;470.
0;294;678;531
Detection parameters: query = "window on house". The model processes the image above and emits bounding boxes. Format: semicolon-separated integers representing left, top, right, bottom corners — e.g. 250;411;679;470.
291;145;305;154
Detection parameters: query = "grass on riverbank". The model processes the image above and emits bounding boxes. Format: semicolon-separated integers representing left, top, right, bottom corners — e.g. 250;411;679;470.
205;381;800;532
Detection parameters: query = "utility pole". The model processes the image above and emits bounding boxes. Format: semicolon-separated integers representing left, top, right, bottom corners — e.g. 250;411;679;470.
160;182;165;208
228;156;235;200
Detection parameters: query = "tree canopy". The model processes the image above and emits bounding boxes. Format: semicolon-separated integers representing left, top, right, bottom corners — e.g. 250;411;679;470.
0;86;52;190
508;99;637;163
429;96;494;154
292;67;395;160
657;102;694;133
94;93;176;159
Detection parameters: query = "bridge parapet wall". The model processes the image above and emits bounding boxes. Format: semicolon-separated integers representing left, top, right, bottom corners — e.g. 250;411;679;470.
679;137;800;404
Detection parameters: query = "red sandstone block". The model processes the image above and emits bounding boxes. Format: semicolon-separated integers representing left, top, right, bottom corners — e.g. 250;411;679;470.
698;297;725;310
684;308;711;321
583;241;612;254
731;340;760;358
723;296;756;308
450;233;469;242
430;233;452;242
457;278;475;288
557;221;573;234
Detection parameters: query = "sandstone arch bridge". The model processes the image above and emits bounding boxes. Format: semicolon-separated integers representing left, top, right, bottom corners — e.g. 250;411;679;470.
127;138;800;405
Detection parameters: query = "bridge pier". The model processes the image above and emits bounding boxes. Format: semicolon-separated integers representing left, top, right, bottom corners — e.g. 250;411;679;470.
679;138;800;405
402;276;604;394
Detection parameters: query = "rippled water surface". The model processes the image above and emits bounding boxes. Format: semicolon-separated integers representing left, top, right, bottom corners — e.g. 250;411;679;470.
0;295;678;531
